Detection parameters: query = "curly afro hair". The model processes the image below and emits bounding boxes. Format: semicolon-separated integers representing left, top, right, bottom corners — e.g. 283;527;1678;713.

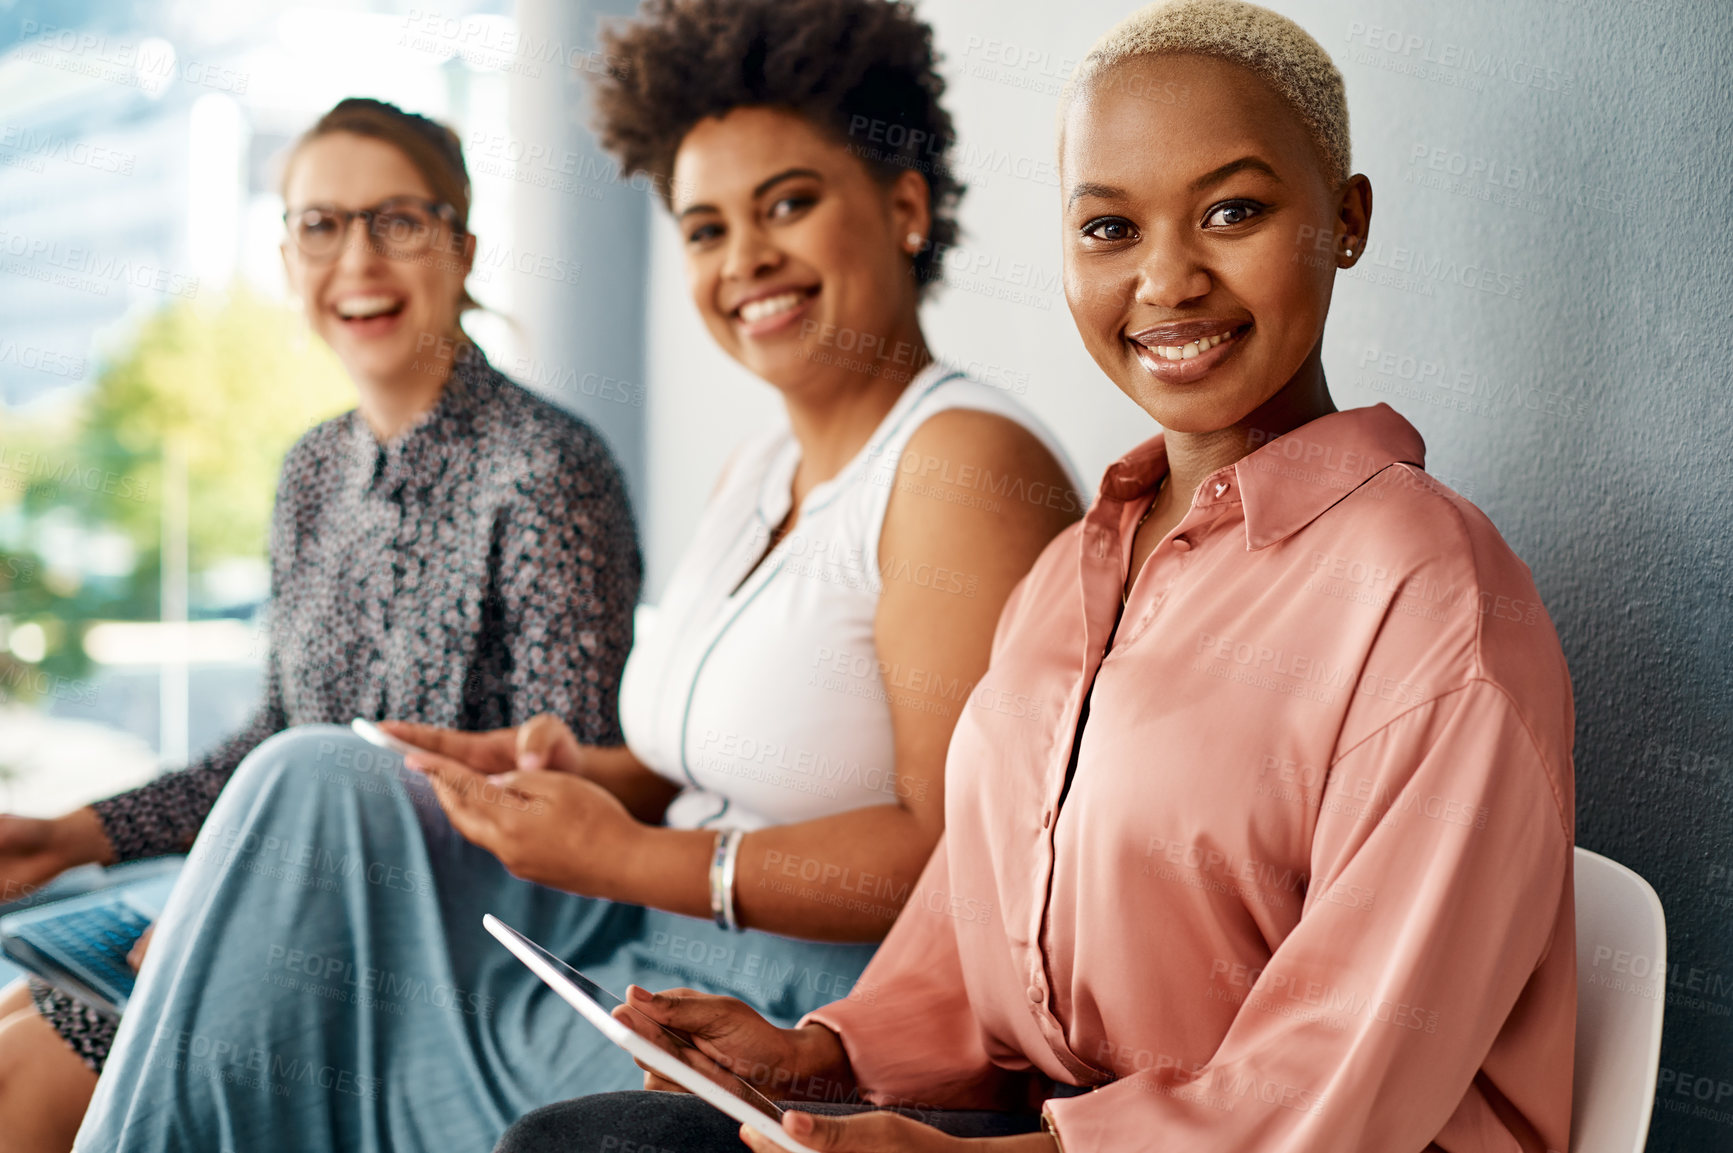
591;0;963;291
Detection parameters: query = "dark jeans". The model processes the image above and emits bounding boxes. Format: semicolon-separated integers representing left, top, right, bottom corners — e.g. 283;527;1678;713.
494;1091;1044;1152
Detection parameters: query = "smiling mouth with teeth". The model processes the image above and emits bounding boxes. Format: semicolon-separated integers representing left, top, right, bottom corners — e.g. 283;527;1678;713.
335;295;406;321
1147;329;1234;361
735;289;814;325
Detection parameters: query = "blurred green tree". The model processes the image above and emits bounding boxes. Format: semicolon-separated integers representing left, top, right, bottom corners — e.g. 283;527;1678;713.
0;291;354;679
72;290;354;568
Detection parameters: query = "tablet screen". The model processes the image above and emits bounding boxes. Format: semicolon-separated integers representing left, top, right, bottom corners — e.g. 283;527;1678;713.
498;921;786;1120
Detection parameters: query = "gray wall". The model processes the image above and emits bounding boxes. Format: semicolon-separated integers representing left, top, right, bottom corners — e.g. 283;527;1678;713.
635;2;1731;1148
509;0;649;516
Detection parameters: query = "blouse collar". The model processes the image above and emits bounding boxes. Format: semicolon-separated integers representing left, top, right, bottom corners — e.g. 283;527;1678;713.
345;344;496;493
1095;403;1427;550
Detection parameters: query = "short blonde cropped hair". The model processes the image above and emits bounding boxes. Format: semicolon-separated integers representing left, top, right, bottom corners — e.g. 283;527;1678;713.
1063;0;1351;185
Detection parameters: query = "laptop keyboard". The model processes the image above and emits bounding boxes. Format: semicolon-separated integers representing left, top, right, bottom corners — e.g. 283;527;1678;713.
15;899;150;999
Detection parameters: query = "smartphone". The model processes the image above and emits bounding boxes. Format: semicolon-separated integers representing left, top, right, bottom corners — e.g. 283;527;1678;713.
350;717;430;758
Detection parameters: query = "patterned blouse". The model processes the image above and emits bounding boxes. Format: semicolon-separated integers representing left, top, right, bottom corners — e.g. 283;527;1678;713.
32;348;641;1068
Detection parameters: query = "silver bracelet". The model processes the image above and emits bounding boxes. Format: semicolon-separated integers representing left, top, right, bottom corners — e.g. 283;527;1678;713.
709;828;745;931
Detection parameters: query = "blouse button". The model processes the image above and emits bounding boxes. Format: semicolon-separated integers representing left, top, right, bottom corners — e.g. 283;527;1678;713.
1171;536;1192;552
1027;984;1044;1003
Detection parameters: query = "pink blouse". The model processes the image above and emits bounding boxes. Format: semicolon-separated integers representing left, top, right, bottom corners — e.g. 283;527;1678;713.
807;404;1576;1153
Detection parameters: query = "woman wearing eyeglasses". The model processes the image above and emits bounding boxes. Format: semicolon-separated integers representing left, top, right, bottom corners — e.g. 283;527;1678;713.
0;97;641;1152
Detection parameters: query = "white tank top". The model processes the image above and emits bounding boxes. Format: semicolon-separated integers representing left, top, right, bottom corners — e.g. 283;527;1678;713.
618;364;1075;830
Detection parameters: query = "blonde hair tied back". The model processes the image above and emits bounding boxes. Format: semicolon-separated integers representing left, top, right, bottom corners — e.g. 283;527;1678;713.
282;97;482;316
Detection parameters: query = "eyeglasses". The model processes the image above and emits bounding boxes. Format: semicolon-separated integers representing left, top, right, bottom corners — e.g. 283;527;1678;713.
283;196;463;262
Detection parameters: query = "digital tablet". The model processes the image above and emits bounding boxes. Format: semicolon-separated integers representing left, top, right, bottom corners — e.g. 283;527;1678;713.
483;914;817;1153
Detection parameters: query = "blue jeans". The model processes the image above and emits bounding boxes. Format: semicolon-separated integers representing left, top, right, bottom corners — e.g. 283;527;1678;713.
75;725;877;1153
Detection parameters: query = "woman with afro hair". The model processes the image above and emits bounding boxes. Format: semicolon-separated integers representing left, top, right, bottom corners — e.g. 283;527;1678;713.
72;1;1079;1151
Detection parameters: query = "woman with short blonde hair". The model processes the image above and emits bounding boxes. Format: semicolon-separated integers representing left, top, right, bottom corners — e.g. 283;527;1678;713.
498;4;1576;1151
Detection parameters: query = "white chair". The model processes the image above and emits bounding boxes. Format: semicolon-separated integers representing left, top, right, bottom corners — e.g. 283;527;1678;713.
1571;846;1667;1153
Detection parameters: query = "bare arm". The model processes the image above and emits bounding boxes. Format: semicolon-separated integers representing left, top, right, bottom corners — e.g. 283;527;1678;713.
619;411;1079;939
405;413;1078;940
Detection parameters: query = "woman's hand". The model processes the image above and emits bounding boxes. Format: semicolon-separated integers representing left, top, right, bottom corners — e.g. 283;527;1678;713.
744;1110;956;1153
380;714;586;777
402;747;644;898
0;808;114;901
611;985;856;1103
385;717;678;827
741;1113;1059;1153
127;922;155;972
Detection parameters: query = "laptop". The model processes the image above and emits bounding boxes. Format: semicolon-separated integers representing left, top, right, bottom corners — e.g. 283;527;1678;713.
0;864;181;1016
